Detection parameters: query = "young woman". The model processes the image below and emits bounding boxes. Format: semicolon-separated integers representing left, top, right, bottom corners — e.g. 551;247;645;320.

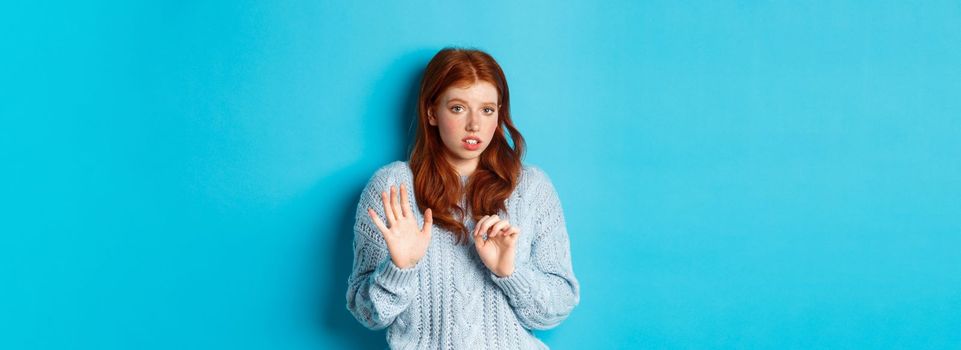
346;47;580;349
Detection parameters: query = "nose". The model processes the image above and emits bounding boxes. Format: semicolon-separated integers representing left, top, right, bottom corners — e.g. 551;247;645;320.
466;115;479;131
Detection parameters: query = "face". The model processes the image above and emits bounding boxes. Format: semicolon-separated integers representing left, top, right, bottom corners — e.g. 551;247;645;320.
428;81;500;176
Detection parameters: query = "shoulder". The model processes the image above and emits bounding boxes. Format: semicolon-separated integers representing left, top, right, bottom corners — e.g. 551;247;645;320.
367;160;413;185
521;164;549;181
518;163;557;198
521;163;555;185
358;161;413;201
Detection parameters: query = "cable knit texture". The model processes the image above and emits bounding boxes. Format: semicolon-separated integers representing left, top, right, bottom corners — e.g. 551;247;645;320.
346;161;580;349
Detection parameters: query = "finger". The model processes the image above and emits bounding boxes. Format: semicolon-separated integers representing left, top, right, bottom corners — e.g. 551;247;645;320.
390;185;404;219
400;184;414;218
478;215;500;238
474;215;491;237
489;219;509;238
368;208;390;240
474;230;484;248
505;226;520;240
473;220;487;247
473;215;490;237
380;190;396;226
421;208;433;235
472;215;484;236
489;220;511;238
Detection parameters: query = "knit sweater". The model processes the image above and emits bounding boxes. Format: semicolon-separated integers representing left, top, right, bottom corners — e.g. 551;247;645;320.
346;160;580;349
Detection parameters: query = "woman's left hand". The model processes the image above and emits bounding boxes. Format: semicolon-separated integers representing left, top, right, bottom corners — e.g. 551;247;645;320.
472;214;520;277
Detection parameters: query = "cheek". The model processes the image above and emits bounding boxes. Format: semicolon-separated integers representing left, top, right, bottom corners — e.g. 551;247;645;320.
485;117;499;134
439;123;460;141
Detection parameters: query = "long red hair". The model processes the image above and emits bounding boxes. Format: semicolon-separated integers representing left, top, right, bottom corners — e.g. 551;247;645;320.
408;47;526;245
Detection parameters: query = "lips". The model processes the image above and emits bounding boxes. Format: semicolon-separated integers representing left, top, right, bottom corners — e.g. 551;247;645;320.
462;136;482;151
462;136;483;145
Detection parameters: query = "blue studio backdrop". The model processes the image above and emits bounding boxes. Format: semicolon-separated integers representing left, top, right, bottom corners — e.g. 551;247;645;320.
2;1;959;349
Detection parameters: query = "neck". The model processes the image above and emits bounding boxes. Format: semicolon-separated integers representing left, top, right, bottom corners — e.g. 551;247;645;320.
444;153;478;177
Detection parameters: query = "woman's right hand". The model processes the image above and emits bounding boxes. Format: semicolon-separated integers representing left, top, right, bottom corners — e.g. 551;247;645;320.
367;184;433;269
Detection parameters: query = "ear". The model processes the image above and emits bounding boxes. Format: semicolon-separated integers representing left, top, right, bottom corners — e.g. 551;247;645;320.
427;109;437;126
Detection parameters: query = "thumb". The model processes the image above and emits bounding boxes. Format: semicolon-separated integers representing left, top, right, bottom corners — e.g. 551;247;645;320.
421;208;433;235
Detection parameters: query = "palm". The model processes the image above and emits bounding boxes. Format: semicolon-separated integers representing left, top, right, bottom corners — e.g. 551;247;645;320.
383;218;431;267
367;184;433;269
475;235;513;269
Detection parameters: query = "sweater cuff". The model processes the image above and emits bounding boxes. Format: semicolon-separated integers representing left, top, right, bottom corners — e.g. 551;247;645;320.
373;257;421;293
490;265;535;299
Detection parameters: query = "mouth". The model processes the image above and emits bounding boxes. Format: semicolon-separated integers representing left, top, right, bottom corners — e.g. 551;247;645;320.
462;136;483;151
462;136;483;145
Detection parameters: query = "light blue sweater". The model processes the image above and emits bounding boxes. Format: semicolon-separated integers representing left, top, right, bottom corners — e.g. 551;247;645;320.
346;161;580;349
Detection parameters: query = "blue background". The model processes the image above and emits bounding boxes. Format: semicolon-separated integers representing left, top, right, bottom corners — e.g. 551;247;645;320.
3;1;959;349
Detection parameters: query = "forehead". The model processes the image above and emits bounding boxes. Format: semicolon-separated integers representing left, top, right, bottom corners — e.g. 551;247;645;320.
440;81;499;105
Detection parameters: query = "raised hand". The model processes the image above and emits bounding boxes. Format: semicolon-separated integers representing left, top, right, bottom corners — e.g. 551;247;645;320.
367;184;433;269
472;214;520;277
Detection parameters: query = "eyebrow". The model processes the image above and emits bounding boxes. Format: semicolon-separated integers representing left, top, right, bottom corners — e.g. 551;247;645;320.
446;98;498;106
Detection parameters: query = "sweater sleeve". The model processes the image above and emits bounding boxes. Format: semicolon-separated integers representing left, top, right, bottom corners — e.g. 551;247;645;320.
489;168;581;330
345;167;421;330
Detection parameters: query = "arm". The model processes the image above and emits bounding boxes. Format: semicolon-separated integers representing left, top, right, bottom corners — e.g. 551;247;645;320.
345;170;420;330
490;169;581;330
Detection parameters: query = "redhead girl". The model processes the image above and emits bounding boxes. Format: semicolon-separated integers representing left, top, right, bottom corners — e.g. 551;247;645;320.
346;47;580;349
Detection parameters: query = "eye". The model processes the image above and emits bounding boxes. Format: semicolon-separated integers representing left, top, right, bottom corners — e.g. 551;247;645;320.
483;107;495;114
451;105;464;113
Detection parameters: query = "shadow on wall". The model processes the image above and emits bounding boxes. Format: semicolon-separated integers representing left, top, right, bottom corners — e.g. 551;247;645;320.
315;48;433;349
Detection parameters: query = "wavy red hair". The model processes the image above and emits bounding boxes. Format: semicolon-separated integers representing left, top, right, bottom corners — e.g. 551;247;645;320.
408;47;526;245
